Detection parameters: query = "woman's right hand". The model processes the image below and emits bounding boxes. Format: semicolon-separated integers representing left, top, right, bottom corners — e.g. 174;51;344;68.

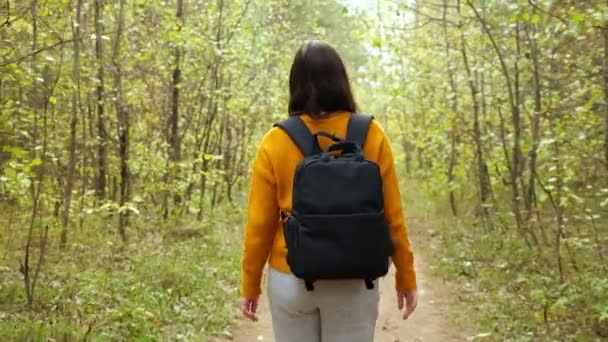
240;296;260;322
397;289;418;320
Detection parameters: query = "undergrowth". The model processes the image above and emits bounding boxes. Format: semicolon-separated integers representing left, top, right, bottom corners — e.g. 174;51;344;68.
403;181;608;342
0;204;243;341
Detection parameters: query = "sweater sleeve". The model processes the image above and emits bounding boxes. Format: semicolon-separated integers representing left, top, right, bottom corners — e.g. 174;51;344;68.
377;132;417;291
240;139;279;298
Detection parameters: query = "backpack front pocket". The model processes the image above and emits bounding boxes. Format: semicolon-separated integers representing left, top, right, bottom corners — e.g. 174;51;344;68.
284;211;393;281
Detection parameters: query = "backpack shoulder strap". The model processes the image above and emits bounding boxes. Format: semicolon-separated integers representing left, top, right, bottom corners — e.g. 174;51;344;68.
274;116;321;157
346;113;374;149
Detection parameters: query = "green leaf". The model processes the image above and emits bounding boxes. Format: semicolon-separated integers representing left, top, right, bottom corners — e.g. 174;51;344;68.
30;158;42;167
530;288;547;303
372;37;382;49
530;14;540;25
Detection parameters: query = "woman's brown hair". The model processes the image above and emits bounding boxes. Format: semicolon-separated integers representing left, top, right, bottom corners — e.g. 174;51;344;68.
288;41;357;117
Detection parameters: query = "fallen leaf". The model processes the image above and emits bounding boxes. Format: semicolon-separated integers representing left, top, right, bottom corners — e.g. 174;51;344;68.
467;332;492;341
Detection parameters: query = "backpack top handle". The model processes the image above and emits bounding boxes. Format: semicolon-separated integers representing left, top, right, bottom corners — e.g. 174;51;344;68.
326;141;362;156
313;131;343;143
274;113;374;157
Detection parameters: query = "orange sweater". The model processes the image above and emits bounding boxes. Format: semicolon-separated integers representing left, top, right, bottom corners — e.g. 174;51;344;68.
241;112;416;298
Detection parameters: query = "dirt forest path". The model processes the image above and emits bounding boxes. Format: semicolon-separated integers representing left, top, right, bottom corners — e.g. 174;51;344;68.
221;223;471;342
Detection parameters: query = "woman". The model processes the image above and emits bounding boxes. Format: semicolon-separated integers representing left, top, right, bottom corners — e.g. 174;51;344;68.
240;41;417;342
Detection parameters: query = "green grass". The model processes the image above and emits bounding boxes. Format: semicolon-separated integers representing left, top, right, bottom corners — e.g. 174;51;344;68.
0;205;243;341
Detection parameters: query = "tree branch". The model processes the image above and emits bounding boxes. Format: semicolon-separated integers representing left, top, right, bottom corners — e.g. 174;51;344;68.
526;0;568;25
1;26;131;68
465;0;515;110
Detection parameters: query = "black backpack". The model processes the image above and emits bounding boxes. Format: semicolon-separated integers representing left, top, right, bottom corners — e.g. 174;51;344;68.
275;113;394;291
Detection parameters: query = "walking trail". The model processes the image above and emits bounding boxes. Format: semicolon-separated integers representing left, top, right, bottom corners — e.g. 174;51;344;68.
219;221;471;342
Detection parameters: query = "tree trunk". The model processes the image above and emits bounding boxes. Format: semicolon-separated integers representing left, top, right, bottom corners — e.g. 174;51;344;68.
525;14;543;230
212;108;227;209
22;0;50;309
169;0;184;208
30;0;39;152
397;109;412;175
443;0;459;216
198;2;224;218
183;85;210;205
397;58;413;174
113;0;128;243
60;0;82;249
549;115;565;283
197;159;209;221
458;0;492;226
94;0;107;200
603;9;608;175
78;96;89;230
511;21;527;243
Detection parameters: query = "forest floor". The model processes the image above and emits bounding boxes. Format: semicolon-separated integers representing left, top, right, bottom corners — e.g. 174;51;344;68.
218;218;475;342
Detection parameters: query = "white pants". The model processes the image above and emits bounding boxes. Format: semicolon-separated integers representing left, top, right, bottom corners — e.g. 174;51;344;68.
267;267;380;342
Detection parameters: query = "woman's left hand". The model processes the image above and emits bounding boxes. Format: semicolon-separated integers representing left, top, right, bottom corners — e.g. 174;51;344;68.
397;289;418;320
240;296;260;322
